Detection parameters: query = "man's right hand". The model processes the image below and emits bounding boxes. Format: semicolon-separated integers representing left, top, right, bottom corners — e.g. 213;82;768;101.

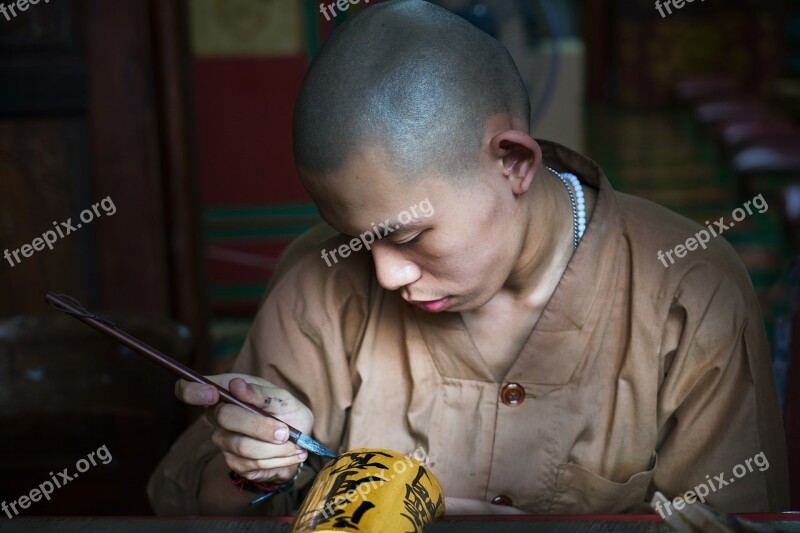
175;374;313;485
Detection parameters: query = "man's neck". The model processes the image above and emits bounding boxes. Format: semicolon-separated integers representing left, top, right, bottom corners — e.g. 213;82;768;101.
503;165;582;309
460;166;595;380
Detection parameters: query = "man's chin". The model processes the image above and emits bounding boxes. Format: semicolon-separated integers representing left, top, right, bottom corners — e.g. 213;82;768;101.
439;295;485;313
451;291;497;312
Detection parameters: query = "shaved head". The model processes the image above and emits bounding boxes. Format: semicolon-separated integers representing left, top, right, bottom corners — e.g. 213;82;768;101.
293;0;531;180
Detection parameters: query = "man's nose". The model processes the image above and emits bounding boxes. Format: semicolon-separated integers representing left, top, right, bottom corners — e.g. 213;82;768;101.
371;245;421;291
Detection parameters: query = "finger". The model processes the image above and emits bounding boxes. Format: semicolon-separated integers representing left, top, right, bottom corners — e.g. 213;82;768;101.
174;374;251;405
174;375;280;408
210;426;307;483
223;451;306;474
174;379;219;406
219;444;307;475
231;464;302;485
211;428;302;461
227;377;261;407
206;402;293;445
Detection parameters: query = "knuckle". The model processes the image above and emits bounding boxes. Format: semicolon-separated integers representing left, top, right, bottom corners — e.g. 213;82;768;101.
205;405;221;426
221;451;241;472
244;470;264;481
215;404;235;427
271;466;295;483
262;468;286;483
232;434;249;456
210;429;227;449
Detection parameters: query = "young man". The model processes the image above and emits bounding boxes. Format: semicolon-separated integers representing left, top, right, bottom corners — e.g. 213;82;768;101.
148;0;789;516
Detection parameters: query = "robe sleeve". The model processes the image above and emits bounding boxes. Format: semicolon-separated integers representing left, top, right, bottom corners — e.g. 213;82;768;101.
652;263;789;512
148;228;369;515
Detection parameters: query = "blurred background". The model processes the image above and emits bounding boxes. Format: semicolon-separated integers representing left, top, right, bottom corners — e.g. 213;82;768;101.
0;0;798;515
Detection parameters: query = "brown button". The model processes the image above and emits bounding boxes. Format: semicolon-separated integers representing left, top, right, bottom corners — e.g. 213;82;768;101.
491;494;513;506
500;382;525;406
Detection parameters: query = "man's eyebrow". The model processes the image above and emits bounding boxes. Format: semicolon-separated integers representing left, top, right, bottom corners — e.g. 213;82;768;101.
385;218;428;235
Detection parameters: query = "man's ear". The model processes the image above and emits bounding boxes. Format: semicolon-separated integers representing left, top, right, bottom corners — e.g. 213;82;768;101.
488;130;542;196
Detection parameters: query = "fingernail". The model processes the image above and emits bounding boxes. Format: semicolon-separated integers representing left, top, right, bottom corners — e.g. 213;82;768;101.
201;387;213;403
275;428;289;442
298;450;308;460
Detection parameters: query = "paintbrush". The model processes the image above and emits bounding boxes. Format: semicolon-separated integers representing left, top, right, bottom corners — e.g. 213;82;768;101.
45;292;338;460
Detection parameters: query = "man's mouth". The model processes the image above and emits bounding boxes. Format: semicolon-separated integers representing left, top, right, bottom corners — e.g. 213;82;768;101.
408;297;450;313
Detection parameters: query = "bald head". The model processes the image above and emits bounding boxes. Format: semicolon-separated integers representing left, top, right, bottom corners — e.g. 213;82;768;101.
293;0;530;181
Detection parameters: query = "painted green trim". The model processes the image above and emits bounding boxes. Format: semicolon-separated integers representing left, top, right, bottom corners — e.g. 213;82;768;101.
204;204;321;240
304;0;319;56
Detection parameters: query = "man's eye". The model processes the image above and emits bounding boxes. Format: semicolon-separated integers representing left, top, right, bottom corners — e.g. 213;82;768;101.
396;233;423;247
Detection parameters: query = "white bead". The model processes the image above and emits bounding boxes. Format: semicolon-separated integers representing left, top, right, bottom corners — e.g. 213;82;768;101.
547;167;588;246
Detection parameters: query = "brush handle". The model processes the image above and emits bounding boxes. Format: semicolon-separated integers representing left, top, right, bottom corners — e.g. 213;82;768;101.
44;292;302;441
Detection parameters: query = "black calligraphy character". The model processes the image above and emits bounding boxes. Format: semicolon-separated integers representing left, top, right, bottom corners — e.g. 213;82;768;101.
400;466;443;532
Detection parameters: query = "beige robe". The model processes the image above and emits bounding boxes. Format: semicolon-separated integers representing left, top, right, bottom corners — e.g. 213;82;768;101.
148;141;789;515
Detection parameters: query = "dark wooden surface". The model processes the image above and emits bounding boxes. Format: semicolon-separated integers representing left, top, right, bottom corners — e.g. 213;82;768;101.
0;314;193;515
0;515;798;533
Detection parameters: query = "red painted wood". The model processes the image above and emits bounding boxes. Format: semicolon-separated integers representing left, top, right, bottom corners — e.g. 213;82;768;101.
194;57;310;206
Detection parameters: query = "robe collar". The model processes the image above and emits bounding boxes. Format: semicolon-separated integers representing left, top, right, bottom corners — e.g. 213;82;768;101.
413;140;623;385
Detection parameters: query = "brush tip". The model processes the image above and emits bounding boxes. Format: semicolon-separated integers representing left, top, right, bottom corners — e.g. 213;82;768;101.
295;433;338;459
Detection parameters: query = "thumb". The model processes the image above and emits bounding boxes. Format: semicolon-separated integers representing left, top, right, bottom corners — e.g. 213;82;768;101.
200;373;292;411
227;377;273;409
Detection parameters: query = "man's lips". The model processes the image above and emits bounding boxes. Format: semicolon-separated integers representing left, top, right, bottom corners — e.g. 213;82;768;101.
409;297;450;312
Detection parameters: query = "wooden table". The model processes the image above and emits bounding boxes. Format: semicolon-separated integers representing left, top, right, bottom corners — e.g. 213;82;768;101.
0;514;798;532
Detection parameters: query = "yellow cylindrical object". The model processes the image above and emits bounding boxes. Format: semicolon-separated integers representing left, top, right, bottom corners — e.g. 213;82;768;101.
291;448;445;532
